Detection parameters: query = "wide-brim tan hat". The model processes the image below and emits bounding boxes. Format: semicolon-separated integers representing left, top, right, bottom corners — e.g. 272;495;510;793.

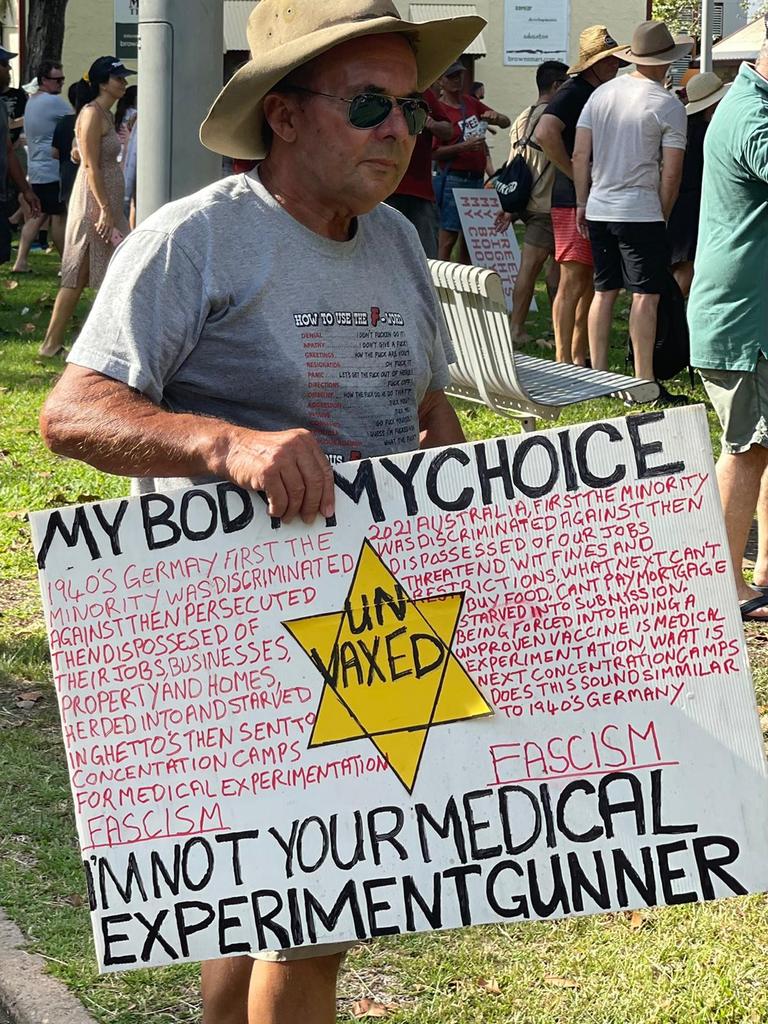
685;71;731;115
567;25;628;75
200;0;485;159
616;20;692;66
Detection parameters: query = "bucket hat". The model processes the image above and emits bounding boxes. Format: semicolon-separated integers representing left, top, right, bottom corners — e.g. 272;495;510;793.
567;26;627;75
616;21;692;66
685;71;731;115
200;0;485;159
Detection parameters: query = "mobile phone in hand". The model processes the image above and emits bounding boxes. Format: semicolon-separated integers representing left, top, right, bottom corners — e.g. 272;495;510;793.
110;227;125;247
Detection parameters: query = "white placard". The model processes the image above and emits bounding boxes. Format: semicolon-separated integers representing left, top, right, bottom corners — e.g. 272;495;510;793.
30;407;768;972
453;187;535;313
504;0;571;66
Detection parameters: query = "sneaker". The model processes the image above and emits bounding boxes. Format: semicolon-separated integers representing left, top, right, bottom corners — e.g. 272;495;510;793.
653;383;690;407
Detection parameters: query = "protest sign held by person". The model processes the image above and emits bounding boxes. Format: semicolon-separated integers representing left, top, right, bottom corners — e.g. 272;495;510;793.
39;1;484;1020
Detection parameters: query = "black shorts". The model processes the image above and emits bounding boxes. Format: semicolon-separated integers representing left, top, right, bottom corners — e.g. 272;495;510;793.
0;213;10;264
587;220;669;294
32;180;66;216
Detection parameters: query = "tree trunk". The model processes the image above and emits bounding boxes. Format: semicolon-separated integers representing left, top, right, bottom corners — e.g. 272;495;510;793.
25;0;69;83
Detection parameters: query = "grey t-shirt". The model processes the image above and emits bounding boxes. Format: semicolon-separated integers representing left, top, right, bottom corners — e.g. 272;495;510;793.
577;75;687;222
24;91;72;184
67;170;454;492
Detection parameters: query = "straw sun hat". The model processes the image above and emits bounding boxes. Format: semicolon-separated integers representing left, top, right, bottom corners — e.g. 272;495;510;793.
685;71;731;116
200;0;485;159
567;26;628;75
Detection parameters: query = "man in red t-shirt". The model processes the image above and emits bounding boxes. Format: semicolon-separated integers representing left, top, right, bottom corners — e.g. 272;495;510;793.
385;87;451;258
433;61;510;262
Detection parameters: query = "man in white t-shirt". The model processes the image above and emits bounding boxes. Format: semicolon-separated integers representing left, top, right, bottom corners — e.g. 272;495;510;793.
572;20;689;400
12;59;71;272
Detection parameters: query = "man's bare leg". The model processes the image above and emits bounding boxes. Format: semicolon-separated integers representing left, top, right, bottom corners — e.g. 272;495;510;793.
438;228;458;261
50;213;66;256
201;957;252;1024
572;286;592;365
510;241;548;340
247;954;344;1024
553;261;591;363
672;260;694;299
12;212;47;272
628;292;660;382
587;288;619;371
752;465;768;588
545;258;559;311
716;444;768;616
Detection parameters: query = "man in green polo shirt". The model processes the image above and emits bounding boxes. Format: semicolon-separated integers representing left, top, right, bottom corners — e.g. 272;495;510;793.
688;41;768;623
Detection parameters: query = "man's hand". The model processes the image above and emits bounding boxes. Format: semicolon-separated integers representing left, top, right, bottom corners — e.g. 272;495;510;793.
22;188;41;218
576;206;589;240
40;366;337;525
494;210;514;234
221;426;336;524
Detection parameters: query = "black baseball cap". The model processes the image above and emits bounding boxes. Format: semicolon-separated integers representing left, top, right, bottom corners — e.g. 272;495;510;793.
443;61;466;77
0;46;17;63
87;55;136;84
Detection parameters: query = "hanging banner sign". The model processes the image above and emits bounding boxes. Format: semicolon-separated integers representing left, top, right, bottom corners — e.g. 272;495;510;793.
504;0;571;66
30;406;768;972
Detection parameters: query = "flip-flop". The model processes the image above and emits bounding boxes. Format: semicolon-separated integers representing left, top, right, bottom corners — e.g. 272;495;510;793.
740;593;768;622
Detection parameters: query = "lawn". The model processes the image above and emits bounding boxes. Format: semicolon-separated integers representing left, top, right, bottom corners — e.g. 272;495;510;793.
2;250;768;1024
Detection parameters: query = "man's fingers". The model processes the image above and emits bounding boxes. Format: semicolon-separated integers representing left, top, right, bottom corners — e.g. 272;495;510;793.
309;447;336;520
263;473;289;520
279;463;306;523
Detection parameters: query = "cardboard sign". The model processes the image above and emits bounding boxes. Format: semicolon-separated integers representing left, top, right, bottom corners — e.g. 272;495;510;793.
504;0;571;66
453;188;535;313
30;407;768;973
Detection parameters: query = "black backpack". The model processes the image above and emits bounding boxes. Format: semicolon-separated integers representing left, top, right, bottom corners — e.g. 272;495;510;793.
493;105;549;216
626;274;692;382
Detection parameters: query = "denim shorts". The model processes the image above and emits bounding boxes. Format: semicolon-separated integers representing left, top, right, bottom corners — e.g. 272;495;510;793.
435;171;484;232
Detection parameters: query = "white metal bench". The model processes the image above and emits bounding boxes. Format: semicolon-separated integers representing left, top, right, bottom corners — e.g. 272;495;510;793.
430;259;659;429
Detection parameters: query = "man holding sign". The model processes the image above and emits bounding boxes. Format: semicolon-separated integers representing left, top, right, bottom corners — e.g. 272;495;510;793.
39;1;482;1020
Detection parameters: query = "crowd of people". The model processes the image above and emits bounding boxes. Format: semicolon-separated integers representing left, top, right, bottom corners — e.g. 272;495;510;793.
0;49;137;354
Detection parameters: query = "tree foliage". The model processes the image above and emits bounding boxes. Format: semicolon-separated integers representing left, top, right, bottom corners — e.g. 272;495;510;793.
652;0;768;38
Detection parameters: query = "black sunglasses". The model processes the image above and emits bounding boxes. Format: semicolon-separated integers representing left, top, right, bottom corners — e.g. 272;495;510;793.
45;74;65;82
283;86;429;135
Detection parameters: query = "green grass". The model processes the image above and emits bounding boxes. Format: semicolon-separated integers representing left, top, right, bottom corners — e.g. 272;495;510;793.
1;250;767;1023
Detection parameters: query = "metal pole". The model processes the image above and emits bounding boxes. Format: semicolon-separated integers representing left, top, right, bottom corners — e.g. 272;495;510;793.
700;0;713;72
136;0;224;224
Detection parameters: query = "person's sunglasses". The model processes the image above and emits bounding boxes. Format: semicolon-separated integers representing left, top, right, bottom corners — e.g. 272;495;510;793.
45;74;65;82
283;86;429;135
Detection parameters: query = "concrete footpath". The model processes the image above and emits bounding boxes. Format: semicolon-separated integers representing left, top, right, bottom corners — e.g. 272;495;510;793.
0;909;96;1024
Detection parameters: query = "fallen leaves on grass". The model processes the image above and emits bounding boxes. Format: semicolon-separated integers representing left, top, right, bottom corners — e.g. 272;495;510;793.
351;998;396;1018
544;976;580;989
3;279;18;289
476;977;502;995
630;910;646;930
17;690;43;704
22;322;37;334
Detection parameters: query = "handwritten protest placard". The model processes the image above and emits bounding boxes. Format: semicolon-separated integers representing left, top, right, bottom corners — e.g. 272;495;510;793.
30;406;768;973
453;188;535;313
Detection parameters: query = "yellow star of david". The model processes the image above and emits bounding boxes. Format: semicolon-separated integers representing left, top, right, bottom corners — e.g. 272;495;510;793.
283;539;493;793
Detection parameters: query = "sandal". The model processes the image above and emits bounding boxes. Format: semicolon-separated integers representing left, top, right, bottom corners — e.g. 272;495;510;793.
740;592;768;622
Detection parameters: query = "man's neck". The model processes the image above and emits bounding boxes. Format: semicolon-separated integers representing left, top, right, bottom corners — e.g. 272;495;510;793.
258;159;355;242
756;61;768;82
632;66;666;84
441;90;462;108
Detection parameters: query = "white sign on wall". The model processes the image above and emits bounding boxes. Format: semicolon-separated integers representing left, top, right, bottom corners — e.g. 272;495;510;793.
453;187;535;313
30;407;768;972
504;0;571;66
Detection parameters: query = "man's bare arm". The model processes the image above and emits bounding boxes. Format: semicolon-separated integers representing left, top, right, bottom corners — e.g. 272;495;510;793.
40;365;335;523
659;147;685;221
533;113;573;179
572;126;593;238
418;389;465;448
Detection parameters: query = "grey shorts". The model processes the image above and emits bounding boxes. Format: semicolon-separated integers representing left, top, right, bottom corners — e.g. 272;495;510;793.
252;941;354;962
700;355;768;454
520;210;554;254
